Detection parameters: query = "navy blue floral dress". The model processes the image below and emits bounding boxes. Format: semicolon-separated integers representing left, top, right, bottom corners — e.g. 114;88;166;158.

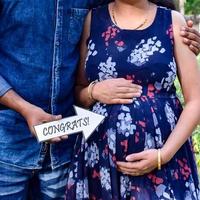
65;5;200;200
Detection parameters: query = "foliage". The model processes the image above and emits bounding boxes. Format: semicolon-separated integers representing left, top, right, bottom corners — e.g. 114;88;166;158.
185;0;200;15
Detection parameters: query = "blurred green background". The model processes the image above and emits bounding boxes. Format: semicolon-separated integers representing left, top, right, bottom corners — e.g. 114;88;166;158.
175;55;200;176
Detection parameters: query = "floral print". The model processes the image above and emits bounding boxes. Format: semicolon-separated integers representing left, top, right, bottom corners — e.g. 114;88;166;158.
86;40;98;62
98;56;118;81
65;6;200;200
127;37;166;66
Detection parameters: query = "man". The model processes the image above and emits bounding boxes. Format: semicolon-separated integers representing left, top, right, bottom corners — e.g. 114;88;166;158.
0;0;199;199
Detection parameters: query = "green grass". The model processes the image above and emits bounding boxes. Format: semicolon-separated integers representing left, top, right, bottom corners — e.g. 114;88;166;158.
175;55;200;176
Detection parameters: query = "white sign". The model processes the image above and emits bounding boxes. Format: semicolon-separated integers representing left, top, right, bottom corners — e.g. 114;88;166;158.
34;106;105;142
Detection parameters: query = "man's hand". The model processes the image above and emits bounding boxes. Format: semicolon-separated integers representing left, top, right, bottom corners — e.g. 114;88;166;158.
181;20;200;55
92;78;142;104
116;149;159;176
0;90;68;143
22;105;68;143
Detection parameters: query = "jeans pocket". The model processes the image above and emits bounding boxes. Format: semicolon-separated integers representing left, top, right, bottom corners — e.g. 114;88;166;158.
68;8;89;44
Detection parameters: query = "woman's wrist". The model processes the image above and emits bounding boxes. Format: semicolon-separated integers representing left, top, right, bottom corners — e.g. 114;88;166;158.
90;81;99;102
160;147;174;165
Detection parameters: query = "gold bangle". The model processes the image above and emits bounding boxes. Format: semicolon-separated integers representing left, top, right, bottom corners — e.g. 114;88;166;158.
157;149;161;170
87;81;97;101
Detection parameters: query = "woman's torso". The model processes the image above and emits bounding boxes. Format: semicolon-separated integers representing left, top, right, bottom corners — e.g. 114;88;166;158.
85;5;183;158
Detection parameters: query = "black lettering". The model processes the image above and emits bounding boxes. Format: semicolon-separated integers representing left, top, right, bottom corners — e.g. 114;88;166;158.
43;127;48;136
83;117;89;126
65;122;73;131
48;126;54;135
60;123;65;132
71;120;78;130
53;124;60;134
76;118;82;128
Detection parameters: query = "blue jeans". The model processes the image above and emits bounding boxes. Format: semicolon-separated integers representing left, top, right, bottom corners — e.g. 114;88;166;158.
0;152;69;200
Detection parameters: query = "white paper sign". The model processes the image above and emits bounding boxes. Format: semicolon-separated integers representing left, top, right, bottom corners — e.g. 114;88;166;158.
34;106;105;142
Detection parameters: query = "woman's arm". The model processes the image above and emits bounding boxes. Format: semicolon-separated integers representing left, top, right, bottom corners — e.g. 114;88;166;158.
75;11;142;108
117;11;200;176
161;11;200;163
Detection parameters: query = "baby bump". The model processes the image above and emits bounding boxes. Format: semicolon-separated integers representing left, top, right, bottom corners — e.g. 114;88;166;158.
91;97;182;161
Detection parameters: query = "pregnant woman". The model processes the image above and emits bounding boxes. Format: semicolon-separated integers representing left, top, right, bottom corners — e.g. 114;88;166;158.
66;0;200;199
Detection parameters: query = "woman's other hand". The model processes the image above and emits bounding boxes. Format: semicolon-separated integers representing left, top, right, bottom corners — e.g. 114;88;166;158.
116;148;170;176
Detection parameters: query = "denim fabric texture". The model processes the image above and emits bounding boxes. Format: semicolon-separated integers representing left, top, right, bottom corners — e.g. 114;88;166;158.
0;0;110;170
0;160;70;200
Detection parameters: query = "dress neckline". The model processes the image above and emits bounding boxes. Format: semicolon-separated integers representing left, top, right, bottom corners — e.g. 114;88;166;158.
106;4;160;32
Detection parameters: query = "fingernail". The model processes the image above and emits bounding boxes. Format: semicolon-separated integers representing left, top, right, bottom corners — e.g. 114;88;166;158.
126;156;131;161
181;27;186;31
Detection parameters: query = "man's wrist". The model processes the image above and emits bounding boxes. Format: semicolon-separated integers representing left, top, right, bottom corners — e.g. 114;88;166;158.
0;89;36;118
17;101;35;118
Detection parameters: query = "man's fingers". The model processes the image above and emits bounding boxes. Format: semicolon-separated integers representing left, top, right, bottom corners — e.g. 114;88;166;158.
60;135;68;140
181;26;200;36
186;20;193;28
53;114;62;121
48;137;62;143
190;41;200;49
181;31;199;44
189;45;199;55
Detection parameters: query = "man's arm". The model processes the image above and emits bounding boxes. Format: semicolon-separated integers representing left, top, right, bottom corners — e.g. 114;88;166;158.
0;89;67;142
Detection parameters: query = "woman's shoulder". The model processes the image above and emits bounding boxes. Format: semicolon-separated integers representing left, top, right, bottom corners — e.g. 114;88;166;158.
171;10;187;27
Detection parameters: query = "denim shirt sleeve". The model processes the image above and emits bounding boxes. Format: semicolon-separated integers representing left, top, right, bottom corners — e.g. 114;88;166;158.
0;76;12;96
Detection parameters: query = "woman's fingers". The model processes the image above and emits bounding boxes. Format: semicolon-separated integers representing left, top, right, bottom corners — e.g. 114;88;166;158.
111;98;134;104
116;92;141;99
114;78;142;89
117;86;142;94
93;78;143;104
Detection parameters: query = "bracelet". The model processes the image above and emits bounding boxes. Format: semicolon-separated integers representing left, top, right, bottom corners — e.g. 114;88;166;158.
87;81;97;101
157;149;161;170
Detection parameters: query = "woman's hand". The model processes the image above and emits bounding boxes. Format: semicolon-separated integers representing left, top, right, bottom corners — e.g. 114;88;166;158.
116;149;170;176
181;20;200;55
92;78;142;104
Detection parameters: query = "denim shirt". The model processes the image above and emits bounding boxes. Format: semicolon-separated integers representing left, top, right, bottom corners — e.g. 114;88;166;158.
0;0;110;169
